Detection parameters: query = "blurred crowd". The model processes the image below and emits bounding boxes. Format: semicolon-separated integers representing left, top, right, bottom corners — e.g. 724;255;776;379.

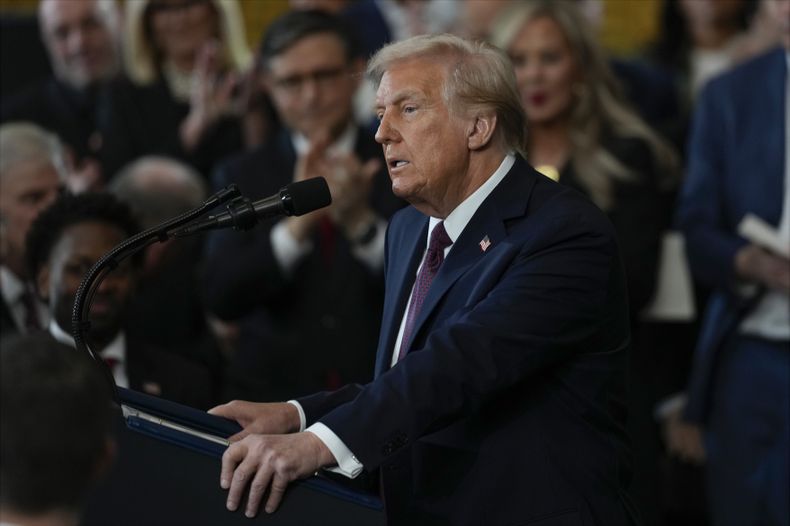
0;1;787;525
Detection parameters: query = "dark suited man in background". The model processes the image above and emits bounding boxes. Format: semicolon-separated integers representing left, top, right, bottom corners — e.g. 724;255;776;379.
0;332;115;526
202;10;403;402
0;0;121;191
210;34;637;525
26;192;216;409
0;122;65;338
675;1;790;523
109;156;226;387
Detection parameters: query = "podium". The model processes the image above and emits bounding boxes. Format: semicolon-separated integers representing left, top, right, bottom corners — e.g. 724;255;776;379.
82;388;384;525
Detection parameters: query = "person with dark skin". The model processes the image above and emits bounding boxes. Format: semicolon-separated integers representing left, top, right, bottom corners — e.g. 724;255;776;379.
26;192;216;408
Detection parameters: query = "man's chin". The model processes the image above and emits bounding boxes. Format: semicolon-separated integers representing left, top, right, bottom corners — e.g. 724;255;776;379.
88;316;122;338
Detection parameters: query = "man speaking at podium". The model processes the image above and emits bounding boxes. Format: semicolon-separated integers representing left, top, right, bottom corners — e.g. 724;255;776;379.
210;34;638;526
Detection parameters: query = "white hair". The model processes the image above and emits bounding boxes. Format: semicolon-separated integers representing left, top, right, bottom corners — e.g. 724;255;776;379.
368;33;527;155
0;122;68;181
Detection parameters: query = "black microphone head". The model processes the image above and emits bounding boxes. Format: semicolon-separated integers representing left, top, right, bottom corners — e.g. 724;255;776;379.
282;177;332;216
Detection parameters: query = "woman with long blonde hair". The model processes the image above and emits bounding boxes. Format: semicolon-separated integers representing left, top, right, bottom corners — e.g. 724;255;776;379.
101;0;252;180
492;0;679;316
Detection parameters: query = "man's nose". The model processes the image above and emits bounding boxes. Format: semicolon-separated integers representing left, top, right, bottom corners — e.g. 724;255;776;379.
66;28;88;54
300;76;319;103
374;113;397;145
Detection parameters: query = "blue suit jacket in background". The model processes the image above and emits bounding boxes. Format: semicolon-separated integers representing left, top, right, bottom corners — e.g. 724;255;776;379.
676;48;787;423
299;157;637;526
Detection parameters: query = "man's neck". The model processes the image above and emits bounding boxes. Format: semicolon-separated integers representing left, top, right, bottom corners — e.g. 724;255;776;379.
0;507;79;526
689;21;739;50
416;148;508;218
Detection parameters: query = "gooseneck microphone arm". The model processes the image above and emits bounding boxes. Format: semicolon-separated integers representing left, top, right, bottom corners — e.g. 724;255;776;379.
71;178;332;402
71;184;243;401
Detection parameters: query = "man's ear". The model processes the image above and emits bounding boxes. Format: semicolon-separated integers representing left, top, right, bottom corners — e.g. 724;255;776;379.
35;265;50;302
467;112;497;150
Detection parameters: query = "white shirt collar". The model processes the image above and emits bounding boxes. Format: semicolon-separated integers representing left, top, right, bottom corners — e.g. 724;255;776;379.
0;265;25;305
292;123;357;158
427;154;515;246
49;320;129;388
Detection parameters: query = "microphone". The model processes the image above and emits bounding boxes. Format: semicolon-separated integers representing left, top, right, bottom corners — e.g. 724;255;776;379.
175;177;331;236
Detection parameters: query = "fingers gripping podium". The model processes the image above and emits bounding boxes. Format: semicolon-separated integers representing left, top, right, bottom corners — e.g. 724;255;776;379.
82;388;383;526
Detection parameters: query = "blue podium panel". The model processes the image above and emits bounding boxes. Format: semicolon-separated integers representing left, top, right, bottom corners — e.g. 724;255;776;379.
82;389;384;526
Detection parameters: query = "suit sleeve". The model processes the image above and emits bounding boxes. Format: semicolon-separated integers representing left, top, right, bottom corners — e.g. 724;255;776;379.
675;79;747;290
316;205;627;471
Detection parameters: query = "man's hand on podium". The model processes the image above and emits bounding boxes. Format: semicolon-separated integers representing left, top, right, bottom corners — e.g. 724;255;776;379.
219;431;335;518
209;401;301;441
209;401;335;517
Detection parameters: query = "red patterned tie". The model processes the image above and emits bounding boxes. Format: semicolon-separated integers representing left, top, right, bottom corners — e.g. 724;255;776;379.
103;357;119;375
397;222;452;362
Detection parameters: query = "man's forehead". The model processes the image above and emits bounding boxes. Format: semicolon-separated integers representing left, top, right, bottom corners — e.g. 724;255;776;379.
1;162;60;189
56;222;126;251
375;85;426;106
40;0;101;28
375;62;445;104
267;33;347;73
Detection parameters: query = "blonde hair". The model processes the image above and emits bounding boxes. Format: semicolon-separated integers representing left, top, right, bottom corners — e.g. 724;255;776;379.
123;0;251;85
367;33;527;156
492;1;678;210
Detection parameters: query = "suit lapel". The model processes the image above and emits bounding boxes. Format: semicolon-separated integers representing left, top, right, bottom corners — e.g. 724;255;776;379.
375;212;428;377
398;158;539;360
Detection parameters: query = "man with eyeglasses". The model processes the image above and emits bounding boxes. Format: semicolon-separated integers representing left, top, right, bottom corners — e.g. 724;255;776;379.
203;10;403;403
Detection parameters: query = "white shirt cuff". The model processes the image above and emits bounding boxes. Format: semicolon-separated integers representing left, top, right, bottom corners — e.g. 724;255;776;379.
350;218;386;271
654;393;687;421
306;422;364;478
286;400;306;432
271;220;313;274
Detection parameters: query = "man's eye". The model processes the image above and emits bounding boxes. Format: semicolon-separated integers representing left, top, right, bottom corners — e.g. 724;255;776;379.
403;106;416;114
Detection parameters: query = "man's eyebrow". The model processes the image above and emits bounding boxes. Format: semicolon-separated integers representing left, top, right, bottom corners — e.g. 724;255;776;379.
375;89;424;110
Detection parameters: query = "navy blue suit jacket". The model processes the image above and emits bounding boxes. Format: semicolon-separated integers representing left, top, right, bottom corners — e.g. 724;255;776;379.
676;48;787;423
299;157;636;526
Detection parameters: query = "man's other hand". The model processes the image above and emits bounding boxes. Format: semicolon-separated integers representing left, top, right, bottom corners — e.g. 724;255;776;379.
209;401;301;441
220;432;335;517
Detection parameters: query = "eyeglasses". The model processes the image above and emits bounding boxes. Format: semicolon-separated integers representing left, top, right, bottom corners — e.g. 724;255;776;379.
270;66;349;95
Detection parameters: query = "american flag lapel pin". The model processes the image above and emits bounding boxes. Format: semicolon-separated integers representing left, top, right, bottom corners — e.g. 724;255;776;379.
479;235;491;252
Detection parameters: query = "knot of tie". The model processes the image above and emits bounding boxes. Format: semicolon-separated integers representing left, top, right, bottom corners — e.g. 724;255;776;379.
424;222;452;273
103;357;119;372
